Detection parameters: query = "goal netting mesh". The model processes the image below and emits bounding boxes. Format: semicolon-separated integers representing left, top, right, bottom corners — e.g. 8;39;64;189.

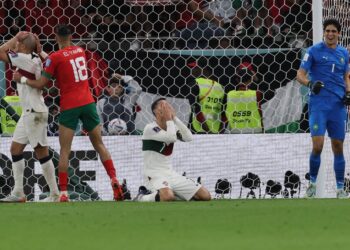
0;0;348;200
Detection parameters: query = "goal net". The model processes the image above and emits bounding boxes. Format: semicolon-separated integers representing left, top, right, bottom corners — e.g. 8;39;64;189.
0;0;347;200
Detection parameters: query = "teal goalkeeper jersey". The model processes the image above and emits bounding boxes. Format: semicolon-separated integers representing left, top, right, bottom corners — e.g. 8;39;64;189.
300;41;349;100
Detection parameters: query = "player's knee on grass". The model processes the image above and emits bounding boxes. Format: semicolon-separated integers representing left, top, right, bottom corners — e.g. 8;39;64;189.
193;187;211;201
159;188;175;201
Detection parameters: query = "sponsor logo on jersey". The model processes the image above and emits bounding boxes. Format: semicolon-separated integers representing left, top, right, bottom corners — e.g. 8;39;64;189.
162;181;169;186
153;127;161;132
340;57;345;64
302;53;309;61
313;124;319;131
45;58;51;67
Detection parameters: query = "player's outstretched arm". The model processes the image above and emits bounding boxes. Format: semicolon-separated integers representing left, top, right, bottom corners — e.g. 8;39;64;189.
13;71;49;89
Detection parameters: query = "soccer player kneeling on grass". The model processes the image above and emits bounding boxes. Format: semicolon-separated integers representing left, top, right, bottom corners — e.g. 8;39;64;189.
134;98;211;202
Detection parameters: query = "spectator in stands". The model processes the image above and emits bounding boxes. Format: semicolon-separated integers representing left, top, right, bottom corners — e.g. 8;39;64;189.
2;1;27;39
26;0;62;39
264;0;311;37
175;0;227;49
47;98;60;137
176;0;257;49
84;46;109;99
261;0;311;48
59;0;86;38
188;57;225;133
96;73;142;135
47;111;59;136
224;65;263;133
231;0;266;36
0;1;7;38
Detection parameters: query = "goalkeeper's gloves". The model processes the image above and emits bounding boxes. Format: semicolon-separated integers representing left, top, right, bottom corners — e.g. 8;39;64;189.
343;91;350;105
308;80;324;95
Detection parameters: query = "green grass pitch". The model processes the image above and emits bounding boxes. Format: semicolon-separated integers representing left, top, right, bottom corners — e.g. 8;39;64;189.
1;199;350;250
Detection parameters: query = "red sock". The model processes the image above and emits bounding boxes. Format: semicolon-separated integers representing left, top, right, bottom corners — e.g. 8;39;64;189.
59;172;68;192
103;159;116;179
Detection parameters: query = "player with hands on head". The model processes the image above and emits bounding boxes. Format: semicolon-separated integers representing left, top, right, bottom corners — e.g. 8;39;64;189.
297;18;350;198
0;31;59;202
13;24;124;202
134;97;211;202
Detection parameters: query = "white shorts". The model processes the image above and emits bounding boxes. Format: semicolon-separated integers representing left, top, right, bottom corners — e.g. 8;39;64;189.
13;112;49;148
146;172;202;201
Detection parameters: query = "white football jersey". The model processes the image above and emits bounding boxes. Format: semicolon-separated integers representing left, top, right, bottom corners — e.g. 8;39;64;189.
142;117;193;178
8;51;48;113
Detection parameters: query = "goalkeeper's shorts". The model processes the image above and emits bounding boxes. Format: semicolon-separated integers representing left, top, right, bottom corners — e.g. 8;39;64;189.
309;104;347;140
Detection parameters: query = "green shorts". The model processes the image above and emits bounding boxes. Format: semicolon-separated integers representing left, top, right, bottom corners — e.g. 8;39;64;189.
59;102;100;132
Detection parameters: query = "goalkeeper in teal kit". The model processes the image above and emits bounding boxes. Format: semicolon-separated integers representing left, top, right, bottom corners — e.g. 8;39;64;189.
297;19;350;198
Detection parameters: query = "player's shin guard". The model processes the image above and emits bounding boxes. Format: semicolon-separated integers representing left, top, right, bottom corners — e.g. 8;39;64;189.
11;154;25;196
102;159;116;179
58;172;68;192
40;156;59;196
334;154;345;189
309;153;321;184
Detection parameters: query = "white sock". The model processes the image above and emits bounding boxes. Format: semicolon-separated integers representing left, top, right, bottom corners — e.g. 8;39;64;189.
139;192;157;202
12;159;25;197
41;160;59;196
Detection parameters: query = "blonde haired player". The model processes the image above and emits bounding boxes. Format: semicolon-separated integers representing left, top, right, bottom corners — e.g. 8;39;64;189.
135;98;211;202
0;32;59;202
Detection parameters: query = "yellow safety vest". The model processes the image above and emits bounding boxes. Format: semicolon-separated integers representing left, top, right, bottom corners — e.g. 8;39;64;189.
225;90;262;133
0;96;22;136
192;78;224;133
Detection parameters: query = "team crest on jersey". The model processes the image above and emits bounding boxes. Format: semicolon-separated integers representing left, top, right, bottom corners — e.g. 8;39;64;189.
45;58;51;67
153;127;161;133
313;124;319;131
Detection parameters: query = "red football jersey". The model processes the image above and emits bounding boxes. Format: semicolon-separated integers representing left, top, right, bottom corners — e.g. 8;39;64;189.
43;45;94;111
